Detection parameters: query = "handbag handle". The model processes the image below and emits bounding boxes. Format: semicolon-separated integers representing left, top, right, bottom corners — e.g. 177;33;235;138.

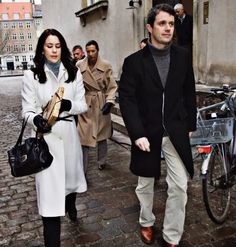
15;116;29;147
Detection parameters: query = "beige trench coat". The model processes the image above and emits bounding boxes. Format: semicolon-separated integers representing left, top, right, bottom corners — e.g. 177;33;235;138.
77;56;117;147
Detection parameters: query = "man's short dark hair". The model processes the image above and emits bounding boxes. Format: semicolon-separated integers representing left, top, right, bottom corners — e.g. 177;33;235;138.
147;4;175;27
86;40;99;51
72;45;83;52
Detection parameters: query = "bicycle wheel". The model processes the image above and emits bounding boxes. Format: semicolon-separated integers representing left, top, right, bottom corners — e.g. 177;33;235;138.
202;143;231;224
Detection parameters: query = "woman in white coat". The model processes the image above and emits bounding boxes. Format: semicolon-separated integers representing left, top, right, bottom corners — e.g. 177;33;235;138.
21;29;87;246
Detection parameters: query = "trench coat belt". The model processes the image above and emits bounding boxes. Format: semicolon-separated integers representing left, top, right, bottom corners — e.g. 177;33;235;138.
86;91;105;109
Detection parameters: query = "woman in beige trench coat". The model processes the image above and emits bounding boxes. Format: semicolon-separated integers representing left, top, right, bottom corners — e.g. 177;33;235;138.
22;29;87;246
77;40;117;172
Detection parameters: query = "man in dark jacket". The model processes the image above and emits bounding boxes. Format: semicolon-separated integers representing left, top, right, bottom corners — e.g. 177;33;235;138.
174;3;193;55
119;4;196;247
72;45;85;64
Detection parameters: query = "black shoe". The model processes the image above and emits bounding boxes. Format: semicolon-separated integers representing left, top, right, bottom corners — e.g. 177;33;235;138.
67;208;77;222
65;193;77;222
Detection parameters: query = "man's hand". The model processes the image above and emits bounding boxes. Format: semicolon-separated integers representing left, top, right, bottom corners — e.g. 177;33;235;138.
135;137;150;152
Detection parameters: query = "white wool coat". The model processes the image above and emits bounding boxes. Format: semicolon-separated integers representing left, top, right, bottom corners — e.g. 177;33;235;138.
21;64;87;217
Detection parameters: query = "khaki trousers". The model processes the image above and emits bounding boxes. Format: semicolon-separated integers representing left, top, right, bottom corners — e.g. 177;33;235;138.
135;136;189;245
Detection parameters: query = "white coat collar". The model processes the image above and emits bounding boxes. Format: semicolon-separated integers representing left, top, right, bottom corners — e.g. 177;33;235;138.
44;62;67;82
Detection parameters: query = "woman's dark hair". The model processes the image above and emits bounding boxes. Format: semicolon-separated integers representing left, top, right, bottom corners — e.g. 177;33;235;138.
85;40;99;51
32;29;77;83
140;38;148;45
147;4;175;27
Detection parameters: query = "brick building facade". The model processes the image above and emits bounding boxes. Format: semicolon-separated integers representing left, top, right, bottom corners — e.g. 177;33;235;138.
0;0;42;70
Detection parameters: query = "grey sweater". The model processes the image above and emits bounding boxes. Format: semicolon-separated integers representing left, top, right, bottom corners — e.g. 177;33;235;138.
148;42;171;88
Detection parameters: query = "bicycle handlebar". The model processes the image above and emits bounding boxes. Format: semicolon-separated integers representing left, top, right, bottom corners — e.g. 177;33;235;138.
210;85;236;94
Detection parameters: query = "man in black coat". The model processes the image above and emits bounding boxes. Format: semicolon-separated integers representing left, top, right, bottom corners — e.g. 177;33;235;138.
174;3;193;55
119;4;196;247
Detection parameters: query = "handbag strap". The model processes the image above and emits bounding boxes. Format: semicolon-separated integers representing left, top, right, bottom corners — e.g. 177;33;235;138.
15;116;29;146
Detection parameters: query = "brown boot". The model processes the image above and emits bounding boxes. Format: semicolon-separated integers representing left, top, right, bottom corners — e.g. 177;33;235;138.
140;226;154;245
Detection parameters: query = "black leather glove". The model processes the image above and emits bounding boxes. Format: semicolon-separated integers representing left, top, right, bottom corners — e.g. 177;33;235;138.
59;99;72;114
101;102;113;115
33;115;51;133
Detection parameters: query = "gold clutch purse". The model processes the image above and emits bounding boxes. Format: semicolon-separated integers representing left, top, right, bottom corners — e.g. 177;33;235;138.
43;86;64;126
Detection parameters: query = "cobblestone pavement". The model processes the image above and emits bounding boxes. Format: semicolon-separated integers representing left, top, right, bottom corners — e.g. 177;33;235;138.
0;76;236;247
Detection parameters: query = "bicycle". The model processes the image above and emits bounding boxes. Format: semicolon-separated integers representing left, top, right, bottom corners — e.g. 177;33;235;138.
191;84;236;224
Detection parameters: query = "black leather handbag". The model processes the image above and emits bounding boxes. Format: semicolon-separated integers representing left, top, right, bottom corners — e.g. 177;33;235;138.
7;117;53;177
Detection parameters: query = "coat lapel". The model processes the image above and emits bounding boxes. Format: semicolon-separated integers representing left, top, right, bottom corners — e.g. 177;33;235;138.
78;58;101;91
142;46;164;90
58;63;67;83
165;45;179;90
44;63;67;85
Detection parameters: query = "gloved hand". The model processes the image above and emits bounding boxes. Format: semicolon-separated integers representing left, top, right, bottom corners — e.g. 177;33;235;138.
101;102;113;115
59;99;72;114
33;115;51;133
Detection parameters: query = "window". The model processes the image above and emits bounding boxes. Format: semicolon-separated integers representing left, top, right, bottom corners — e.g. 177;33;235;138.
29;44;33;51
19;22;24;28
89;0;101;5
19;33;24;40
24;13;31;19
21;44;26;52
12;33;17;40
26;22;31;28
11;22;16;29
4;33;10;40
2;13;9;20
30;55;34;61
82;0;101;7
35;19;41;26
75;0;108;26
15;56;19;62
13;13;20;20
3;23;8;28
203;1;209;24
6;45;11;52
22;55;27;62
13;45;18;52
27;33;32;39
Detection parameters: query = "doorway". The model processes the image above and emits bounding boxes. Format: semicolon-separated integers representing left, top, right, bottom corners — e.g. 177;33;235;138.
152;0;193;14
7;62;14;70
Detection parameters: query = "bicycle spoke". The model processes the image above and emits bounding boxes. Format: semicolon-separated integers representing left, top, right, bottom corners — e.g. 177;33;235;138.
202;144;231;224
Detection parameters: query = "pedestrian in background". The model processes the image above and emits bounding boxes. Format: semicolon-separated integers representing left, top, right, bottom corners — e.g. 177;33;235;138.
72;45;85;64
22;29;87;246
174;3;193;55
76;40;117;174
119;4;196;247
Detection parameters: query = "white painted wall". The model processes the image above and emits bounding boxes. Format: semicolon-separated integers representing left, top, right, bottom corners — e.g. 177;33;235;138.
196;0;236;85
42;0;146;79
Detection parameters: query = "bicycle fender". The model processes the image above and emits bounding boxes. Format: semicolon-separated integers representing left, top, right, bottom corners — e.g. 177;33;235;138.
201;152;213;177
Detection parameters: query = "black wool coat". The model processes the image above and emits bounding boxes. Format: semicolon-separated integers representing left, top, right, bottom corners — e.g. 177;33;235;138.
118;44;197;178
175;14;193;47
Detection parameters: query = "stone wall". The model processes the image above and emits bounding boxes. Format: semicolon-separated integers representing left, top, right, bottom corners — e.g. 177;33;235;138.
195;0;236;86
41;0;147;79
